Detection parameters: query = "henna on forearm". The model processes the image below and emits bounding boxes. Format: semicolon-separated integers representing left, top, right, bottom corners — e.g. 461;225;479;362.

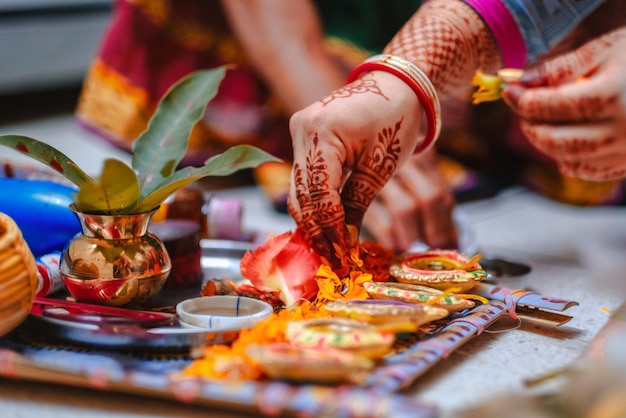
383;0;502;96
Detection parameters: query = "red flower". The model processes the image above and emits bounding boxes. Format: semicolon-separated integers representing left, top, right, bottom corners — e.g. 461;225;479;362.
240;229;321;306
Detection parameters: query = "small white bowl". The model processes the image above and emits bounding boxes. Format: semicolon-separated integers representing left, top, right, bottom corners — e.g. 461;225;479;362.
176;295;273;331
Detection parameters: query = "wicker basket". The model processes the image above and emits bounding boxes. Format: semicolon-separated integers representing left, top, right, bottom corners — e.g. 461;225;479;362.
0;212;38;337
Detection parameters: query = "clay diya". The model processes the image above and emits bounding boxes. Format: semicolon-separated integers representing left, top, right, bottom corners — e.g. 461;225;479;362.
389;249;487;293
286;318;395;359
363;281;475;314
246;342;374;384
323;299;449;333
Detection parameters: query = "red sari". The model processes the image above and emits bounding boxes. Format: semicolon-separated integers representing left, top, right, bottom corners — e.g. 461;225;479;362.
76;0;296;165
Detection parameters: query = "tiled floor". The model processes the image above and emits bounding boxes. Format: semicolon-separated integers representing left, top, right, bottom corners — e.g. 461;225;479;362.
1;92;625;417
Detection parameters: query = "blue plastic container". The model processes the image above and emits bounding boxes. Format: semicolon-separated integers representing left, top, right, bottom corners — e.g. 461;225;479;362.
0;178;80;257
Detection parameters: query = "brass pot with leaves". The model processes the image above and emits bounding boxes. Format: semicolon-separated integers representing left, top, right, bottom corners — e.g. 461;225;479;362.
0;66;279;306
61;205;170;306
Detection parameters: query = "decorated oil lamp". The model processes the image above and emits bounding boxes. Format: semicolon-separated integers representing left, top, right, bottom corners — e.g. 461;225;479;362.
389;249;487;293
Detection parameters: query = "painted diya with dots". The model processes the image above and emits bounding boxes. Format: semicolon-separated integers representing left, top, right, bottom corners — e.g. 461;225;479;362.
323;299;449;333
390;250;487;293
363;281;476;314
286;318;396;359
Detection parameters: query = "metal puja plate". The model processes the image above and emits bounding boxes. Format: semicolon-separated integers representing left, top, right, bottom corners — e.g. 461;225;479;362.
18;239;256;354
21;314;212;356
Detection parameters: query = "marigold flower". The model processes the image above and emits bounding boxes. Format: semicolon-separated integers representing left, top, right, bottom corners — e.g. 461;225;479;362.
315;265;343;302
342;271;372;300
471;70;504;104
315;265;372;302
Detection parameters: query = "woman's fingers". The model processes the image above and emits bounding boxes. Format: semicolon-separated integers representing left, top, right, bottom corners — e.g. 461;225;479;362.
502;27;626;184
519;27;626;88
363;176;422;252
504;28;626;125
395;155;457;250
361;152;457;252
521;120;626;181
517;39;606;88
288;131;350;262
341;118;411;228
558;153;626;181
503;75;619;124
521;120;622;159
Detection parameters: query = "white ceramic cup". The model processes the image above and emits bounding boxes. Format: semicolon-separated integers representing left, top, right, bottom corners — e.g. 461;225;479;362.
176;295;273;331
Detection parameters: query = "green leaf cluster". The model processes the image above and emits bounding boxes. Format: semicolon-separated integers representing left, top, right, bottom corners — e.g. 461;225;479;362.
0;67;280;215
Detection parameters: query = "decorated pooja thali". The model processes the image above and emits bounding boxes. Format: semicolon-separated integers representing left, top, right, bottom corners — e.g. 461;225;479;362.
0;63;591;416
0;227;579;417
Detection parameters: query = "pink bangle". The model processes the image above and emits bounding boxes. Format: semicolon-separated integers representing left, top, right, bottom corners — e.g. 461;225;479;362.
347;54;441;153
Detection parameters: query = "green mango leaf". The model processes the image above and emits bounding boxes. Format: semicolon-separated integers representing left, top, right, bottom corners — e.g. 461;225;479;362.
74;159;141;214
132;145;280;213
0;134;92;186
132;67;228;199
0;67;281;217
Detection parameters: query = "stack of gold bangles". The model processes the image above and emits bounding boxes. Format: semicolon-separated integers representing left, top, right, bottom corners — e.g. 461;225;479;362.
347;54;442;153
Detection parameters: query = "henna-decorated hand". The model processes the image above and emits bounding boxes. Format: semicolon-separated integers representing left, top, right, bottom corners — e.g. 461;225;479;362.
503;27;626;181
287;71;425;262
286;0;502;262
362;148;457;253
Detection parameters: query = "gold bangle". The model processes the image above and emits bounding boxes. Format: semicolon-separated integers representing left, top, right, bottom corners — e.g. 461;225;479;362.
348;54;442;153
